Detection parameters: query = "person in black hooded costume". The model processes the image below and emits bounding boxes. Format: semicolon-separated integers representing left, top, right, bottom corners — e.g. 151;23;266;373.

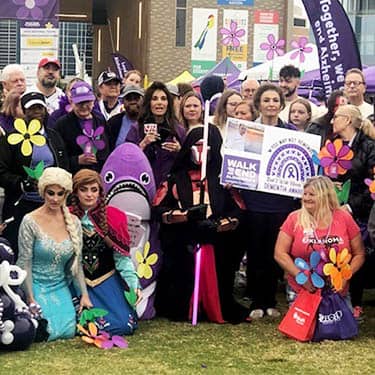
153;124;247;323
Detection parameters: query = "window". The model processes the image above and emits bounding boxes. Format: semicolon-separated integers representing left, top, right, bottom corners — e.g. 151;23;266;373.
176;0;187;47
58;21;93;78
0;20;17;69
293;18;306;27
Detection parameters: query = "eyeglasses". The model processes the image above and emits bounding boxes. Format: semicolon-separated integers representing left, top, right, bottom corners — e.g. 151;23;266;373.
344;81;364;87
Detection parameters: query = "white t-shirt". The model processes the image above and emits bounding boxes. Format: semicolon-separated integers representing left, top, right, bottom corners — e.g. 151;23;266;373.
29;85;65;115
98;100;123;120
357;101;373;119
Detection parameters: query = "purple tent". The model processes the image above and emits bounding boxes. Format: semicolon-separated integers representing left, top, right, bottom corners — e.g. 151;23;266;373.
193;57;241;86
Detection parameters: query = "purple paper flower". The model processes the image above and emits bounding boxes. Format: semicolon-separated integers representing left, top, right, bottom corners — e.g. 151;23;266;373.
290;37;313;63
318;139;353;178
219;20;245;48
76;120;105;154
260;34;285;60
13;0;49;20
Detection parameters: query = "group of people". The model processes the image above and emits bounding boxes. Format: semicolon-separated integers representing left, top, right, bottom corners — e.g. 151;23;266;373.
0;57;374;346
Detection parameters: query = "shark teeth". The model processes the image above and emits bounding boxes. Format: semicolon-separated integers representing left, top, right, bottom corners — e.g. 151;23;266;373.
105;179;149;204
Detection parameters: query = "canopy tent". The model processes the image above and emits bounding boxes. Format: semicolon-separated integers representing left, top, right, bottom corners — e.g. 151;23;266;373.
192;57;241;86
167;70;195;85
238;44;320;81
300;65;375;95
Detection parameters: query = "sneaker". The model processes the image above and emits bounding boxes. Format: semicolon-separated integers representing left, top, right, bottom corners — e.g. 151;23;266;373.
353;306;364;322
266;308;281;318
249;309;264;319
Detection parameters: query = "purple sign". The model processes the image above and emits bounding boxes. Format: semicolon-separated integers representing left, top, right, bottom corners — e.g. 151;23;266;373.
301;0;361;101
0;0;59;22
221;154;260;190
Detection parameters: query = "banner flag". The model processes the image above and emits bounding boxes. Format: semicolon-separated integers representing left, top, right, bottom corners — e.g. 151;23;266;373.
301;0;362;100
111;53;134;80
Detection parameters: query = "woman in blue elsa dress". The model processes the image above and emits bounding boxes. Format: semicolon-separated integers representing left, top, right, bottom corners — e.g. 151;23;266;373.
69;169;141;335
17;167;92;341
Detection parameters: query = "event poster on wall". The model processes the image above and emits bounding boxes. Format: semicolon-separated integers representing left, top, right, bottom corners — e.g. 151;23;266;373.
252;10;279;66
221;9;248;70
220;118;321;198
191;8;218;77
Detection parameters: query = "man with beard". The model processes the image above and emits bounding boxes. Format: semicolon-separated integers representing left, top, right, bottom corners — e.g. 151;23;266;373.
278;65;320;123
107;85;144;151
30;58;64;114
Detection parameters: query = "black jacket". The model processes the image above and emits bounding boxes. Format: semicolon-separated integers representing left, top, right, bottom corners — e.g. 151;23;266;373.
335;131;375;222
0;127;69;206
55;111;110;174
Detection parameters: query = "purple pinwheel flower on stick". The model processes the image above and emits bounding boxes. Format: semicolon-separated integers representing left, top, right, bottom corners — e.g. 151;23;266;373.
318;139;353;179
76;120;105;155
290;36;313;63
13;0;49;20
260;34;285;60
220;20;245;48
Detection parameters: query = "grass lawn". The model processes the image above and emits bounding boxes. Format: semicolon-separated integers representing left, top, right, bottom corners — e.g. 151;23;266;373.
2;291;375;375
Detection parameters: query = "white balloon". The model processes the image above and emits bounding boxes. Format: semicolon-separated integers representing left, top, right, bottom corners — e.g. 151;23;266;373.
1;331;14;345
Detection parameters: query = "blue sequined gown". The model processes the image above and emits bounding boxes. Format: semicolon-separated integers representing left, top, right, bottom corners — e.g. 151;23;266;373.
17;214;85;341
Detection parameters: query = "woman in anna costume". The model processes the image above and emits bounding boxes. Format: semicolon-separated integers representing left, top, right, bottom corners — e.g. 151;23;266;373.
70;169;141;335
154;125;248;323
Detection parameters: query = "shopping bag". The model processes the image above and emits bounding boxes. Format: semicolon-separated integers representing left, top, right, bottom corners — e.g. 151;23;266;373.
278;289;322;342
313;289;358;341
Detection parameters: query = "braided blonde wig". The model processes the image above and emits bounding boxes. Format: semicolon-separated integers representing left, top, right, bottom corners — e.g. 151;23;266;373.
38;167;81;275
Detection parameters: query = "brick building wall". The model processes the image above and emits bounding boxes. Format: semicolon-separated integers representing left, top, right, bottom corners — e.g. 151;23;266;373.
146;0;287;82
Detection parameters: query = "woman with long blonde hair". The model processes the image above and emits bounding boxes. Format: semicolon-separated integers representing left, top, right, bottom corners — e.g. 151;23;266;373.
17;167;92;341
275;176;365;305
330;104;375;319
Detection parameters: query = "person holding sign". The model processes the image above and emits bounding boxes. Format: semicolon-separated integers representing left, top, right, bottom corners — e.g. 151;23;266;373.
241;83;299;320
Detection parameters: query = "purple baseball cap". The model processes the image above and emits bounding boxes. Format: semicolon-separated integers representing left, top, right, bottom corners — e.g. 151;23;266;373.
70;81;96;104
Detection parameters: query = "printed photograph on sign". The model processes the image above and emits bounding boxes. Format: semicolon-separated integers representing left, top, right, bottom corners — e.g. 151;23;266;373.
221;118;321;197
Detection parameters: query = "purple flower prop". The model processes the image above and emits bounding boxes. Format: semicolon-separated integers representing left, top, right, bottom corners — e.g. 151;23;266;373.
260;34;285;60
290;37;313;63
76;120;105;154
13;0;49;20
318;139;353;178
219;20;245;48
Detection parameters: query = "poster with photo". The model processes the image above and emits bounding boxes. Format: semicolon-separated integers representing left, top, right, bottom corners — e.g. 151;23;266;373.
220;118;321;198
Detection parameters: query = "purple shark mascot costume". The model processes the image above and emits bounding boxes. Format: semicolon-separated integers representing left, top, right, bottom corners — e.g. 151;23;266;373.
101;143;159;319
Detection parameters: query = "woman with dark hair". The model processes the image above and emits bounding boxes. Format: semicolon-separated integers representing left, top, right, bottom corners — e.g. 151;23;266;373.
306;90;348;146
69;169;140;335
241;83;299;320
126;81;186;187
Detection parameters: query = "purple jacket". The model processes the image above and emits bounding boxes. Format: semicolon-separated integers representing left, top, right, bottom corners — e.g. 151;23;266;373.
126;122;186;188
